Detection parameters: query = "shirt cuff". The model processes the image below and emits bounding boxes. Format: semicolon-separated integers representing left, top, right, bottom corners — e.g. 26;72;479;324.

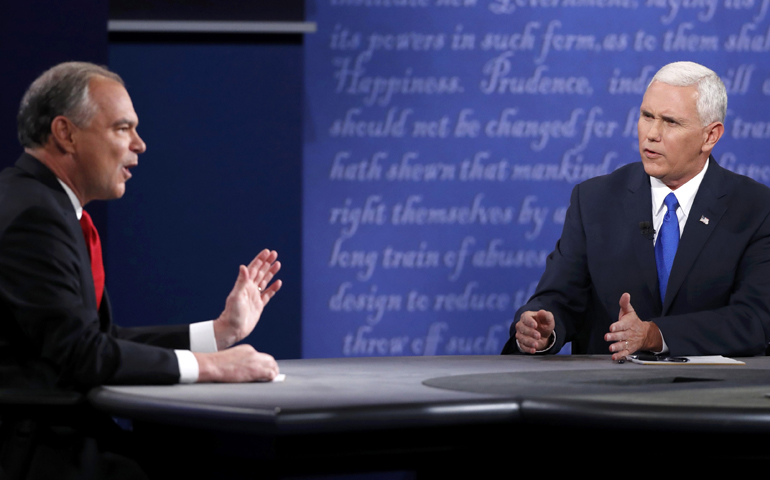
516;331;556;353
189;320;218;353
175;349;199;383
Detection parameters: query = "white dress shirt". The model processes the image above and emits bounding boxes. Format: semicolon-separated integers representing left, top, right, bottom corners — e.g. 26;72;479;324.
57;179;216;383
649;160;708;353
650;160;708;244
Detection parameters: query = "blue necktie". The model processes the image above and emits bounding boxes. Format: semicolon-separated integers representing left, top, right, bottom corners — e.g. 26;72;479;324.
655;193;680;303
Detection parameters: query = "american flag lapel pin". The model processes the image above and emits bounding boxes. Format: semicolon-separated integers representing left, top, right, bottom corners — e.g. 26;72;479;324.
700;215;709;225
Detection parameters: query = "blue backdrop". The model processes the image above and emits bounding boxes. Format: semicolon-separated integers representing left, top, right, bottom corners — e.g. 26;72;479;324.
4;0;770;361
107;41;303;359
302;0;770;357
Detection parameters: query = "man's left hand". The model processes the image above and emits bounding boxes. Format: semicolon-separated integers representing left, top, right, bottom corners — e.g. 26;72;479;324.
214;249;282;350
605;292;662;361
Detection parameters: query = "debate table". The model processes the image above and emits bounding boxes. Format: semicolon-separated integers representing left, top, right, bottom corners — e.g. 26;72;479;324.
88;355;770;477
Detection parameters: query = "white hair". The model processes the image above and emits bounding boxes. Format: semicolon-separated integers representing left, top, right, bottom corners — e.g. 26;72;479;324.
649;61;727;126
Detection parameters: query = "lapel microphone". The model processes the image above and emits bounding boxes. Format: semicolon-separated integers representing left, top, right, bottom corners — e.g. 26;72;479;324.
639;221;656;240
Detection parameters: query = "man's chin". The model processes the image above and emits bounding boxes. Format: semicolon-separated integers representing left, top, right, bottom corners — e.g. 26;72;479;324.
641;161;664;179
108;184;126;200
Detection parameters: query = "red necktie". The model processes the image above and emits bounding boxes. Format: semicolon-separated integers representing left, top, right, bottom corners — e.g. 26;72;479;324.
79;210;104;309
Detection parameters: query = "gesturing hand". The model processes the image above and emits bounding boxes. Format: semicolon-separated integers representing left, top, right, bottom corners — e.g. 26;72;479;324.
605;293;662;361
214;249;282;350
515;310;555;354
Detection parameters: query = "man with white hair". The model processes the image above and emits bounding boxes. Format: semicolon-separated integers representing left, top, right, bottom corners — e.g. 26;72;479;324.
504;61;770;359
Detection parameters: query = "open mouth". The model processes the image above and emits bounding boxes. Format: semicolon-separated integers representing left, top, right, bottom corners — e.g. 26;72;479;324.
643;148;662;158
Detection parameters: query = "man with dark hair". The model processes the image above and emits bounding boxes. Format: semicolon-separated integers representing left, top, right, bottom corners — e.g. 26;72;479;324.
1;61;283;390
504;61;770;359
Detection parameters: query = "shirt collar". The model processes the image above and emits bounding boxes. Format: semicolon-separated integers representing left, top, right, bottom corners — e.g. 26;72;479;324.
650;159;708;218
56;179;83;220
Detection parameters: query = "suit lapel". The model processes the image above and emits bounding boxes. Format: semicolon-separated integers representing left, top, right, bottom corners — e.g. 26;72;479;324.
663;157;729;313
623;165;661;313
15;154;75;218
16;154;67;193
99;289;113;332
15;154;101;316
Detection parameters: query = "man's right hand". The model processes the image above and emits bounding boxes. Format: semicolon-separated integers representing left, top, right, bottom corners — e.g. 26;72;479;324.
193;345;279;383
515;310;555;354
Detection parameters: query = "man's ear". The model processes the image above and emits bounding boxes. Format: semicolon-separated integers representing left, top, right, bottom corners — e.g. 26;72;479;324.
701;121;724;156
49;116;77;154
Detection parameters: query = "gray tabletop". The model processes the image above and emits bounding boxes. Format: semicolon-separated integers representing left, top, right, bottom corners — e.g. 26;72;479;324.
88;355;770;435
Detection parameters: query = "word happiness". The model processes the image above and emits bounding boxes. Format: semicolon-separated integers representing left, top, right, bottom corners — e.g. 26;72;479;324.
330;20;770;107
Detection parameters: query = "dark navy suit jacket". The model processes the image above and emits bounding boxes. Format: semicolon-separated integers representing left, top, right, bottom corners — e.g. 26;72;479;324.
0;154;188;390
502;157;770;357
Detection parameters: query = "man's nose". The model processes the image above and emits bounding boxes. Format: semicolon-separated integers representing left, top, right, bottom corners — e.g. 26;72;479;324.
646;120;662;141
131;130;146;154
